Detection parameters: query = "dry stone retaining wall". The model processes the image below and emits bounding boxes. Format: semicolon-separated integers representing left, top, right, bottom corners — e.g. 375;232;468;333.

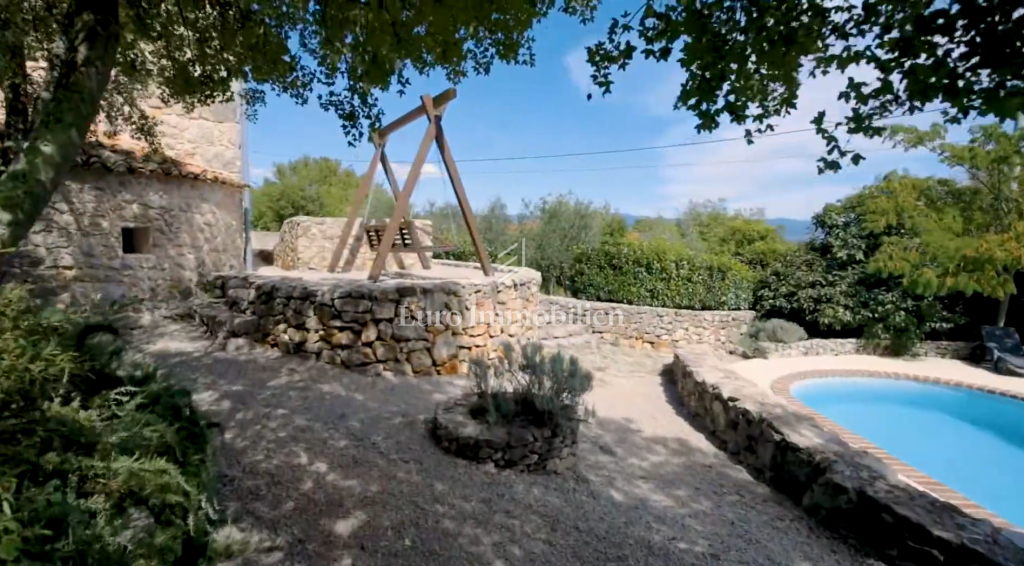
197;267;542;376
737;338;975;359
671;347;1024;566
538;296;754;350
274;216;434;272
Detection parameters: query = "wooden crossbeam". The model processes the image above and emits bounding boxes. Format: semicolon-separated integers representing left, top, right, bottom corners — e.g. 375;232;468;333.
331;86;491;281
367;94;440;281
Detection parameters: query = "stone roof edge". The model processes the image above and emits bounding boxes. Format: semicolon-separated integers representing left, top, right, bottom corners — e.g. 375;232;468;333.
74;139;248;190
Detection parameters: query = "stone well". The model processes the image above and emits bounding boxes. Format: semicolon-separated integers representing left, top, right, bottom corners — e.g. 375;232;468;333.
430;393;579;473
196;264;543;376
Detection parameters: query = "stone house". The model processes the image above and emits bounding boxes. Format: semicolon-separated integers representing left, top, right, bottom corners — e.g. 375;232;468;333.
4;96;246;303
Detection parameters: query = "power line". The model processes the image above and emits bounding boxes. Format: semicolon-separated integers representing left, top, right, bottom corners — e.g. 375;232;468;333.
249;107;948;165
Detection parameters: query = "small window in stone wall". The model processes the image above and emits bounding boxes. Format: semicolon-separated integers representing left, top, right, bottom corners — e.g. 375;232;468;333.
121;226;153;254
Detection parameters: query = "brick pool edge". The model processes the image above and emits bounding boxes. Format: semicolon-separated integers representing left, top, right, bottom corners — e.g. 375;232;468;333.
671;346;1024;566
772;369;1024;530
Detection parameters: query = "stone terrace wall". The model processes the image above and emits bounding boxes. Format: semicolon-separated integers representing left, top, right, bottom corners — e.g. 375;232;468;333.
198;267;542;376
274;217;433;272
671;347;1023;566
741;338;975;359
539;296;754;350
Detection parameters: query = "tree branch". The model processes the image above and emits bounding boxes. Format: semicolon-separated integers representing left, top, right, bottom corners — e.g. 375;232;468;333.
0;0;121;252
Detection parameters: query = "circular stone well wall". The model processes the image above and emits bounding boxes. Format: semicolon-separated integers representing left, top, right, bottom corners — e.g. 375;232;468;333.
430;394;579;473
197;264;542;377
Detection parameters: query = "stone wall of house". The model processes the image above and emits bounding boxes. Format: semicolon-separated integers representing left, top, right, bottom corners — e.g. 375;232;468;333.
6;169;244;303
196;267;543;376
732;338;975;359
90;92;243;180
670;347;1023;566
274;216;434;272
537;296;755;350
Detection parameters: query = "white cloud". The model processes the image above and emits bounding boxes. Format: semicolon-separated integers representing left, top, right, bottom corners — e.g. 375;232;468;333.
389;162;443;182
563;45;594;98
249;166;272;184
650;66;968;218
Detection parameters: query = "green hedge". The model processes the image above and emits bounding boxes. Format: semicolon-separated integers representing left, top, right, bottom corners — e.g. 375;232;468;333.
565;241;756;310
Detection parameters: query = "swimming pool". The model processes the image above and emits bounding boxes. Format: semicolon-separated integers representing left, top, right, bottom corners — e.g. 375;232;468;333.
791;377;1024;529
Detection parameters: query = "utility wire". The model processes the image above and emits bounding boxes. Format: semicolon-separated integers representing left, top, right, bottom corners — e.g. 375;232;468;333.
250;107;948;166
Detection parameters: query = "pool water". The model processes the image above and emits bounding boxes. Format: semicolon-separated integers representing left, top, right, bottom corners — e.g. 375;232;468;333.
791;378;1024;528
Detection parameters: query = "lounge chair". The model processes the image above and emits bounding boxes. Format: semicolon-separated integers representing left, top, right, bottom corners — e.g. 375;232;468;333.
981;325;1024;376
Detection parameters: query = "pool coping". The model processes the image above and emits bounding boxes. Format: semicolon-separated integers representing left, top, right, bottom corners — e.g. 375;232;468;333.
771;369;1023;532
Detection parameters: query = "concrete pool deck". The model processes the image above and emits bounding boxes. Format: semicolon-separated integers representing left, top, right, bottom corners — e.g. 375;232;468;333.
731;354;1024;397
730;354;1024;534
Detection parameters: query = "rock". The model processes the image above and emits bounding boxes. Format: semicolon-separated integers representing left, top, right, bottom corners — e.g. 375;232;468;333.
314;304;334;324
319;349;341;364
305;316;324;331
230;315;260;335
385;360;413;376
401;340;430;352
331;330;359;348
361;321;378;343
378;321;393;341
372;302;397;319
408;350;433;373
431;330;458;364
438;358;460;375
286;327;307;343
340;347;375;366
372;342;398;362
392;322;428;341
335;298;372;313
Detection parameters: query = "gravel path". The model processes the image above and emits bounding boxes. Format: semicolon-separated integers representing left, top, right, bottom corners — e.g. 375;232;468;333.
138;324;879;566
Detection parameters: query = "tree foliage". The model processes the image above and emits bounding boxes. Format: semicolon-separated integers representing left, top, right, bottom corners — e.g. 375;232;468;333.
676;201;793;270
858;124;1024;324
0;0;599;250
755;196;965;353
585;0;1024;173
250;156;392;231
0;285;221;565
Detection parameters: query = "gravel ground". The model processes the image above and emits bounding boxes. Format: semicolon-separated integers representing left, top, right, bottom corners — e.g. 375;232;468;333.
136;324;880;566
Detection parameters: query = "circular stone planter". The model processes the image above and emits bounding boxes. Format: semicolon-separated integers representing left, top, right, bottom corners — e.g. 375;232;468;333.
430;393;580;473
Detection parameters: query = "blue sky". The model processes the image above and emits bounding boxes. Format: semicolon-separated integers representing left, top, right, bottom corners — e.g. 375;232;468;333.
246;1;977;220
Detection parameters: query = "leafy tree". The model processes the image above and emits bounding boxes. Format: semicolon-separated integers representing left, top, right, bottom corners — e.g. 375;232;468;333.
584;0;1024;173
0;0;598;251
632;216;682;242
250;156;392;231
519;193;610;294
858;123;1024;326
677;204;793;269
600;213;629;243
755;196;964;353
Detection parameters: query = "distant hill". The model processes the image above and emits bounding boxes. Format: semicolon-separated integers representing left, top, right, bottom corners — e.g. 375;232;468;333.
616;213;812;243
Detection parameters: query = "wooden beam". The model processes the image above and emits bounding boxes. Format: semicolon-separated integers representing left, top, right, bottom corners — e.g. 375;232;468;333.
379;144;431;270
367;95;439;281
376;88;456;140
429;101;493;276
327;144;382;272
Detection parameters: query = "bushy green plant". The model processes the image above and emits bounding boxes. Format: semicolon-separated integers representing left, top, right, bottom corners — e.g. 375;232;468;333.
748;318;808;344
0;285;220;565
566;240;755;310
468;341;594;428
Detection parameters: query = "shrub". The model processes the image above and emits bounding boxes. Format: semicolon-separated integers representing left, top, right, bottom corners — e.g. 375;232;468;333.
566;240;756;310
748;318;808;344
0;285;220;565
468;341;594;428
